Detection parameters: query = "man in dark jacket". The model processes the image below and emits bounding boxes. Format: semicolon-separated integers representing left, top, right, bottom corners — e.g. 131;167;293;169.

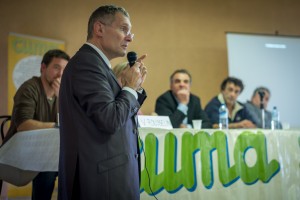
205;77;256;129
155;69;211;129
58;5;147;200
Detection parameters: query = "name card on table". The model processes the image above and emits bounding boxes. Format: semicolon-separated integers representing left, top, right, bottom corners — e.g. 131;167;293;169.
138;115;173;129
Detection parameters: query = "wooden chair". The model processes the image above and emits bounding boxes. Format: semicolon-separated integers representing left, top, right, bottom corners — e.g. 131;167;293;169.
0;115;11;141
0;115;11;196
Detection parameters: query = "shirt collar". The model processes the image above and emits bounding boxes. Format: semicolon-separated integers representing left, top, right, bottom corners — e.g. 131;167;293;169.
218;93;243;120
172;91;190;105
85;42;111;68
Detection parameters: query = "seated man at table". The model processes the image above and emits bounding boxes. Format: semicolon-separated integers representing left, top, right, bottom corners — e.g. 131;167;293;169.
155;69;211;128
205;77;256;129
244;86;281;129
2;49;70;200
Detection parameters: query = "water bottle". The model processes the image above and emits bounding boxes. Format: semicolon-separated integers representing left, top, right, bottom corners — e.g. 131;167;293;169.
219;104;228;129
271;106;280;130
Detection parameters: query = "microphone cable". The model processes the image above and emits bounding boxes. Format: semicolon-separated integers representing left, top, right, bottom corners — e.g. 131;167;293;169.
138;132;159;200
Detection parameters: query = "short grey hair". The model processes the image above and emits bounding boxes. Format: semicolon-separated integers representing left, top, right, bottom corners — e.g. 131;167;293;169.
87;5;129;40
252;86;271;98
169;69;192;83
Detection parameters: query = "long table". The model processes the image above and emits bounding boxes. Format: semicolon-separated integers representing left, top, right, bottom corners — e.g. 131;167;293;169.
0;128;299;199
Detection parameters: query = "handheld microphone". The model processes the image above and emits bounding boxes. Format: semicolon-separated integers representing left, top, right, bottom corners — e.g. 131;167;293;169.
258;90;265;101
127;51;137;67
258;90;265;109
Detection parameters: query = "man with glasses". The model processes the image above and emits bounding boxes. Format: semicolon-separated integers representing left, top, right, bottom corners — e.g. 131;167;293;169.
58;5;147;200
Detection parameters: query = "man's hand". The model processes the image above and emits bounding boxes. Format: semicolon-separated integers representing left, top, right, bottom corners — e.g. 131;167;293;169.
179;124;187;128
138;55;147;90
123;54;147;90
17;119;57;132
234;120;256;128
51;78;61;97
176;89;190;105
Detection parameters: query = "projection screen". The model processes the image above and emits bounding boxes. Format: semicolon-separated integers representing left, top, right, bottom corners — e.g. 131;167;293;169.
226;32;300;129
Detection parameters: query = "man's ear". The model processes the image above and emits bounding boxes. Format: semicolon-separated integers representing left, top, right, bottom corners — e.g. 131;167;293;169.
94;21;105;37
41;63;47;73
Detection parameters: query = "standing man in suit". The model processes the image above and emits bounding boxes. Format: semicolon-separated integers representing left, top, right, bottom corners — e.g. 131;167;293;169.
58;5;147;200
155;69;211;128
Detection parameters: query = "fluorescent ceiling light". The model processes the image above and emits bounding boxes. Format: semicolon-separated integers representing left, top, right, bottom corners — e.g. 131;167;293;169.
265;43;286;49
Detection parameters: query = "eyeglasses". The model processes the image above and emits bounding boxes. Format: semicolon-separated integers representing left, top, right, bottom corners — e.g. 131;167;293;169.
99;21;134;39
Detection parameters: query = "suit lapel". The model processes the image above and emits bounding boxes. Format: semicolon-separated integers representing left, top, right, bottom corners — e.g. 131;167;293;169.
80;44;122;90
108;68;122;89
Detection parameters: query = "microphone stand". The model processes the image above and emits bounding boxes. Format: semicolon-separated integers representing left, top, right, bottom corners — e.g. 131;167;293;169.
258;91;265;129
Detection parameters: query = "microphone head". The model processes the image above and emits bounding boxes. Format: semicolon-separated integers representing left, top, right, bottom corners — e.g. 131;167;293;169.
127;51;137;67
258;90;265;98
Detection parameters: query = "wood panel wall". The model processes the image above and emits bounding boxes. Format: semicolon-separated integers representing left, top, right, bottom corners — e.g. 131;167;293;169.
1;0;299;115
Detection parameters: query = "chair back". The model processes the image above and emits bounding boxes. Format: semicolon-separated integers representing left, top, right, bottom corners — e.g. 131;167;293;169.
0;115;11;195
0;115;11;141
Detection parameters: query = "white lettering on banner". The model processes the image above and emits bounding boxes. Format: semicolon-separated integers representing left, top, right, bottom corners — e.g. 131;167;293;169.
139;129;300;200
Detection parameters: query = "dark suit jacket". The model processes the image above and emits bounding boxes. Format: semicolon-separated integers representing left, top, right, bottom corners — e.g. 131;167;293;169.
205;96;255;125
155;90;212;128
58;44;146;200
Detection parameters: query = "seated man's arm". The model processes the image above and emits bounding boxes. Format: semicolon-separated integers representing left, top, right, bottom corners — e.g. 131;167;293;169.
228;120;256;129
204;102;219;128
199;111;212;128
13;82;57;132
194;97;212;128
155;97;186;128
228;105;257;129
17;120;55;132
211;118;256;129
